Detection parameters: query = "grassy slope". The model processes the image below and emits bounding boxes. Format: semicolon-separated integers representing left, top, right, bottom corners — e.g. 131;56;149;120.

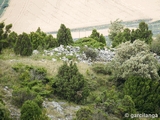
0;48;151;120
0;49;111;119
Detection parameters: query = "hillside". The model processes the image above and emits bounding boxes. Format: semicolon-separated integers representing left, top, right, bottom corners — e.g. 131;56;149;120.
0;0;160;38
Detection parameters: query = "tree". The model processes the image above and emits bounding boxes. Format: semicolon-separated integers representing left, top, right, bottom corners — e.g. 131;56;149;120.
14;32;33;56
124;76;160;114
110;21;153;47
131;21;153;44
52;62;89;103
20;100;42;120
7;31;18;48
111;40;159;81
0;22;12;53
44;34;58;49
108;19;124;42
90;29;106;45
29;32;44;50
112;28;131;47
57;24;73;46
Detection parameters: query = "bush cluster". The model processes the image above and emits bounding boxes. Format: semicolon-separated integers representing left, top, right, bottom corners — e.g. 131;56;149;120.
124;76;160;114
52;62;89;103
0;22;12;53
20;100;42;120
92;63;112;75
112;40;159;80
109;21;153;47
74;37;105;49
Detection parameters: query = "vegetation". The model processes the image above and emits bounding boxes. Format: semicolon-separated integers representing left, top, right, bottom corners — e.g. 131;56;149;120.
30;27;58;50
14;32;33;56
74;37;105;48
124;76;160;114
112;40;159;81
150;34;160;55
57;24;73;46
109;20;153;47
52;62;89;103
0;21;160;120
0;22;12;53
90;29;106;45
20;100;42;120
0;102;11;120
84;47;97;61
108;19;124;42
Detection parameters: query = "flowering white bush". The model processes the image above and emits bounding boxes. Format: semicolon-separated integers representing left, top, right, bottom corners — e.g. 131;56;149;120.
112;40;159;80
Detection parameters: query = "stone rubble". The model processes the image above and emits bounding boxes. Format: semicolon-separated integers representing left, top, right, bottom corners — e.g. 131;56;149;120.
33;45;115;63
43;100;80;120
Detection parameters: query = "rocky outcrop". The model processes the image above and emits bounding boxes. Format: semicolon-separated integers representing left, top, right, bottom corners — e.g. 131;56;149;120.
43;100;80;120
33;45;115;63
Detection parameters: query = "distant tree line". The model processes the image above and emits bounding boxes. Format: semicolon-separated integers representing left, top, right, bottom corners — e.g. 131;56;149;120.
0;22;107;56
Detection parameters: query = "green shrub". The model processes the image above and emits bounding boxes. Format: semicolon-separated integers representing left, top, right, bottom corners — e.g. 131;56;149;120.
74;37;105;48
76;107;93;120
112;28;131;47
0;102;11;120
33;95;43;108
110;21;153;47
7;31;18;48
12;64;47;82
57;24;73;46
94;88;137;119
44;34;58;49
112;40;159;81
14;32;33;56
52;62;89;103
124;76;160;114
20;100;42;120
0;22;12;53
84;48;97;61
90;29;106;45
92;63;112;75
12;87;37;108
108;19;124;42
92;109;108;120
30;31;45;50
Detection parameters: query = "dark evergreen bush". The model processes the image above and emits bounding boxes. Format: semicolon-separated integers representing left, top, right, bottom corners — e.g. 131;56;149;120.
57;24;73;46
44;34;58;49
90;29;106;45
52;62;89;103
14;32;33;56
95;89;136;119
0;22;12;53
124;76;160;114
110;21;153;47
29;31;45;50
7;31;18;48
20;100;42;120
